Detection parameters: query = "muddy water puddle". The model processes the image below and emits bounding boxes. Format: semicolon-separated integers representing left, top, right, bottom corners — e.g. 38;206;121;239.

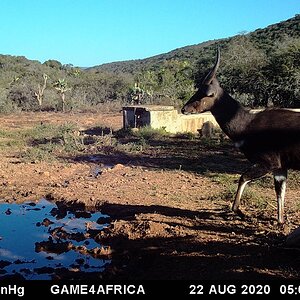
0;199;111;279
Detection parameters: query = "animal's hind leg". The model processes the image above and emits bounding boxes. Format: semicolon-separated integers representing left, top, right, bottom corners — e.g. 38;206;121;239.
232;164;269;214
273;169;287;224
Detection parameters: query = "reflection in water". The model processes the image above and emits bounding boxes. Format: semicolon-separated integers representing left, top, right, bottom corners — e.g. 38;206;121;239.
0;199;111;279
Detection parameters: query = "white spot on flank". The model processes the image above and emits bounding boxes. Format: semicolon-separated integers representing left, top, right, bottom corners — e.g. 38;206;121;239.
234;140;244;148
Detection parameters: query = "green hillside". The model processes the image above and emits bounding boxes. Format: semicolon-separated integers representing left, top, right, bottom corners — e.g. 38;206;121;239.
91;14;300;74
0;14;299;113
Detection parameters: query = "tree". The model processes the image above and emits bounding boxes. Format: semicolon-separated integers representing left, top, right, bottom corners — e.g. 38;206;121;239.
54;78;70;112
43;60;63;69
8;82;37;110
264;36;300;107
34;73;48;109
221;35;269;107
128;82;145;104
134;59;195;107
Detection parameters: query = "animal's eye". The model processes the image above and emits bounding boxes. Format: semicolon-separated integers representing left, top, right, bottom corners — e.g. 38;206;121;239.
207;92;215;97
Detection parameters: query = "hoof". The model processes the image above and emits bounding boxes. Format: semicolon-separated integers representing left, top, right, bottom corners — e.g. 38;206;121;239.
233;208;246;219
224;208;248;221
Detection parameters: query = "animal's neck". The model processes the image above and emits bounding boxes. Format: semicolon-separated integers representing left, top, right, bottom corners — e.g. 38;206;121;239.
211;90;253;140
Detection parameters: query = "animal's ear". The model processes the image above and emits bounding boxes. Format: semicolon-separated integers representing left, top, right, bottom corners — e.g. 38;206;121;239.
202;47;220;85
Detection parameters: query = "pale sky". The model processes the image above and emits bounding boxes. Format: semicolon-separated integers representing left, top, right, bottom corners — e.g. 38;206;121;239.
0;0;299;66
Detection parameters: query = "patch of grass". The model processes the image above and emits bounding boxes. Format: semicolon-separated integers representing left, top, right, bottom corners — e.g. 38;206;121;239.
0;138;25;150
251;174;274;189
200;137;221;147
211;182;271;210
294;199;300;211
114;128;133;139
0;129;28;150
116;140;147;153
206;171;272;210
29;123;79;143
175;132;198;140
243;187;271;210
0;123;90;161
21;123;85;162
205;172;237;185
115;126;169;140
22;146;57;163
133;126;169;140
249;170;300;190
91;134;118;149
287;171;300;189
88;129;146;154
113;126;171;153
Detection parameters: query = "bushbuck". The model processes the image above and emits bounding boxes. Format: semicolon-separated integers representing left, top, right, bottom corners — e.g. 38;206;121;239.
181;49;300;224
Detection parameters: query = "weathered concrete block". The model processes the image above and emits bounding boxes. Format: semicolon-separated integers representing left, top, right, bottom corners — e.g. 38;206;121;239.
122;105;218;134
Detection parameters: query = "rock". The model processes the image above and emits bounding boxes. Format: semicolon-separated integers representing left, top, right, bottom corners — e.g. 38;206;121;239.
199;121;215;138
113;163;124;170
73;211;92;219
131;128;139;133
5;209;12;215
97;216;112;224
0;260;12;268
41;218;54;227
40;171;50;177
35;241;72;254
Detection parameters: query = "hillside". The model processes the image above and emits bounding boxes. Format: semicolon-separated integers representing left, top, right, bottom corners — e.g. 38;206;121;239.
90;14;300;74
88;40;217;74
0;14;299;113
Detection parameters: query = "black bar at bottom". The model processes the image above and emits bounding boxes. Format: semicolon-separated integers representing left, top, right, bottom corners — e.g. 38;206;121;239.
1;280;300;297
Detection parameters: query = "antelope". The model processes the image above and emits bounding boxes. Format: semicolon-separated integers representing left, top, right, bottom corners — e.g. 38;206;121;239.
181;48;300;224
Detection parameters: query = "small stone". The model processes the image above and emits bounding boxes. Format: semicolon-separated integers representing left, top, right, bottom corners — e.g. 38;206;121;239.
113;163;124;170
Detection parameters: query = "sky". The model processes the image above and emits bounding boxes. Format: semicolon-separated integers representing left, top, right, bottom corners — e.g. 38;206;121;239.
0;0;299;67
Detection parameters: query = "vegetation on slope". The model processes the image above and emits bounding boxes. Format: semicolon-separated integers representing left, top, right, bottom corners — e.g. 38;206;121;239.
0;15;299;113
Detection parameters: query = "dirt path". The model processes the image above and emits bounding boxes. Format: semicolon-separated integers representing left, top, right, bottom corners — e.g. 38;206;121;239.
1;112;300;280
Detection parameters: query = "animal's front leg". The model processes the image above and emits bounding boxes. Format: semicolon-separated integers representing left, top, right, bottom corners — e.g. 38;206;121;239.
273;169;287;224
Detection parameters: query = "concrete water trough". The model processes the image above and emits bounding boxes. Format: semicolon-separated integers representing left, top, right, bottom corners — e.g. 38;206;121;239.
122;105;218;134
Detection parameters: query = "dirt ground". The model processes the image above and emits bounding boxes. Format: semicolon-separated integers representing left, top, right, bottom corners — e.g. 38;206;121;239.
1;111;300;280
